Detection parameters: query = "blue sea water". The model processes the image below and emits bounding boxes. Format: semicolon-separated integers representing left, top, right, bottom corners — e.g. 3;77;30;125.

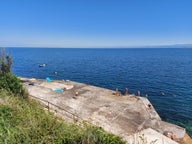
7;48;192;135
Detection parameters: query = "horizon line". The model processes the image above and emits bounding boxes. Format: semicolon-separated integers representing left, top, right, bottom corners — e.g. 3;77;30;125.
1;43;192;49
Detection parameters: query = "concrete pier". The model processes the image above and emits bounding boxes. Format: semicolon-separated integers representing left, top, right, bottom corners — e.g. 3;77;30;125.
21;77;189;144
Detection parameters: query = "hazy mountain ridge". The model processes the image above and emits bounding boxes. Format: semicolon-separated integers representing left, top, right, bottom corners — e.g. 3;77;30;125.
142;44;192;48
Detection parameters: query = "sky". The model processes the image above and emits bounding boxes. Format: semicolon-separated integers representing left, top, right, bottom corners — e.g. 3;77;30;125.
0;0;192;48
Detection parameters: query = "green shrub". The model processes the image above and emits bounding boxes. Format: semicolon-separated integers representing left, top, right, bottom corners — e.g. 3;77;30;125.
0;73;28;99
0;48;27;99
0;48;12;74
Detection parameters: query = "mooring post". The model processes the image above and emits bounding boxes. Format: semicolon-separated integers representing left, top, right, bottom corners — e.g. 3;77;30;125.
125;88;128;95
116;88;118;96
138;91;140;96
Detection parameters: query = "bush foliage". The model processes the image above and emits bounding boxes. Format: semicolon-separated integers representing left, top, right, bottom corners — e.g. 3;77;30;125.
0;48;27;98
0;73;27;98
0;48;12;74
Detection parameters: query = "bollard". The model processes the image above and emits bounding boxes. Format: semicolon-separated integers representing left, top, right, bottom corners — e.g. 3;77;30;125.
116;88;118;96
125;88;129;95
138;91;140;96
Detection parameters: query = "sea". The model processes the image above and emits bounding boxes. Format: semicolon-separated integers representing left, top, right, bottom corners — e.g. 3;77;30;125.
6;48;192;136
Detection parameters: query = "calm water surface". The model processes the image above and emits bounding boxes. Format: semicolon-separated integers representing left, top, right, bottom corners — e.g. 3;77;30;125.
7;48;192;135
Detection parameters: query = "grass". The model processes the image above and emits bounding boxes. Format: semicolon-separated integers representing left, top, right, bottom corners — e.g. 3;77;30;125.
0;89;126;144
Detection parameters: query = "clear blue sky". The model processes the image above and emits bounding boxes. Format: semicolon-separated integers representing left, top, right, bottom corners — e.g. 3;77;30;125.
0;0;192;48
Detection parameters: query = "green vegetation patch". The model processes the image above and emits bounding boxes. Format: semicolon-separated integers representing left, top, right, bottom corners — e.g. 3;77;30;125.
0;89;126;144
0;73;28;98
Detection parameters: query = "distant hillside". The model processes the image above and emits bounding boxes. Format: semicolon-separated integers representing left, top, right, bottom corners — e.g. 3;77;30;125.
172;44;192;48
141;44;192;48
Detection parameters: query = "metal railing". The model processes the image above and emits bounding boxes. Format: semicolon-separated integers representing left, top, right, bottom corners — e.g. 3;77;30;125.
29;95;81;121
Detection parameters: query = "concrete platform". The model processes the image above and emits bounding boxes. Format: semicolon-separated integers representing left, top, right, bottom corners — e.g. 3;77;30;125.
21;77;186;143
127;128;178;144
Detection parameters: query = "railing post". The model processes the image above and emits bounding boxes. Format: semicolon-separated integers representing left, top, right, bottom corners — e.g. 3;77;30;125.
48;101;50;112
